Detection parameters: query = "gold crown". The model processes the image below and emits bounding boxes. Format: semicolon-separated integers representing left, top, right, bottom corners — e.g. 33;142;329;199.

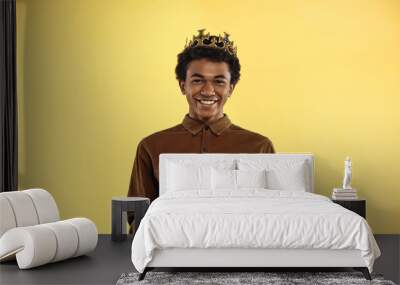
184;29;237;56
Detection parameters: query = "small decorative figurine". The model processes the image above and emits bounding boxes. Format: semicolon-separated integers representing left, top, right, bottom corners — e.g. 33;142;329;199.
342;156;352;190
332;156;357;199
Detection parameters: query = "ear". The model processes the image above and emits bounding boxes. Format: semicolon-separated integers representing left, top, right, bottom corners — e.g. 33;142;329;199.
228;84;235;97
179;81;186;95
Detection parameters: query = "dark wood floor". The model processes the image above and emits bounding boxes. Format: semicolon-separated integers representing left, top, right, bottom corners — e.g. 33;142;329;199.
0;235;134;285
0;235;398;285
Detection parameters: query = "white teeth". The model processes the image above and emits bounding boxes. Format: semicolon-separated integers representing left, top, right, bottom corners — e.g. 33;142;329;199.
199;100;216;105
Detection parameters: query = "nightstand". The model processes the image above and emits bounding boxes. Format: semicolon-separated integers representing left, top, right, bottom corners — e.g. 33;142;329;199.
111;197;150;241
332;198;366;218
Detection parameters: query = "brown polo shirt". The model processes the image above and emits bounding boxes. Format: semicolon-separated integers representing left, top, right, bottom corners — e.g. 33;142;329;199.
127;114;275;202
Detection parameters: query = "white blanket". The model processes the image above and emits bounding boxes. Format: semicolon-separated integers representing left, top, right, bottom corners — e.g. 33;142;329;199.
131;190;380;273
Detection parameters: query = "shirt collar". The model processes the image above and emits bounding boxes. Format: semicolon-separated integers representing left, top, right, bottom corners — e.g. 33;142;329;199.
182;114;232;136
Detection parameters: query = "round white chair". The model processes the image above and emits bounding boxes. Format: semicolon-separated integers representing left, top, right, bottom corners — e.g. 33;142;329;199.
0;189;98;269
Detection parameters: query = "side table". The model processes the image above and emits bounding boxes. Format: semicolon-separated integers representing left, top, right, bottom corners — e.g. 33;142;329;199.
111;197;150;241
332;198;366;218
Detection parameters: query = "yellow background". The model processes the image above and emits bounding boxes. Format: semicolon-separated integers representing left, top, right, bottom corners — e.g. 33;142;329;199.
16;0;400;234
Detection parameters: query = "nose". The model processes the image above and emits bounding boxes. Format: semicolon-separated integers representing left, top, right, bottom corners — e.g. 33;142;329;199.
200;81;215;96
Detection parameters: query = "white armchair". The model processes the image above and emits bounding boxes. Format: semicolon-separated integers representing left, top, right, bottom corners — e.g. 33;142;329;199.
0;189;97;269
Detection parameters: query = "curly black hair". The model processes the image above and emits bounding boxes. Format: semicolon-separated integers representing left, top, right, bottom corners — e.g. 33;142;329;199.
175;46;241;86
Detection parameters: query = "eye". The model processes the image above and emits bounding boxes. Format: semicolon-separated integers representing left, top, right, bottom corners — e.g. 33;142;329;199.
191;79;203;84
215;80;226;86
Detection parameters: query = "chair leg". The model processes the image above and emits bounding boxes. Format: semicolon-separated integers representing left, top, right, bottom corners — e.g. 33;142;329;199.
138;268;148;281
354;267;372;280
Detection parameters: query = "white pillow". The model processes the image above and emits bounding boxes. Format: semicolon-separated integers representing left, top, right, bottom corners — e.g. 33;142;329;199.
238;159;308;191
211;169;268;190
167;162;212;191
237;169;268;188
212;168;237;190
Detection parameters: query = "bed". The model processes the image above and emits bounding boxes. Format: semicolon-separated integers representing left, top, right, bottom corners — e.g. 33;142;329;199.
131;153;380;280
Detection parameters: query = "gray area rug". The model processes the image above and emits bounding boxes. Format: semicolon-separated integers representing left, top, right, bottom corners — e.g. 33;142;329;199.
116;271;396;285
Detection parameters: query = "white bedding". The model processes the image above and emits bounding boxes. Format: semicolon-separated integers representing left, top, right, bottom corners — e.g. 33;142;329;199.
131;190;380;273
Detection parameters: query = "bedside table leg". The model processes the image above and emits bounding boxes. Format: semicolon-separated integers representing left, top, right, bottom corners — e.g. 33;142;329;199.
112;200;126;242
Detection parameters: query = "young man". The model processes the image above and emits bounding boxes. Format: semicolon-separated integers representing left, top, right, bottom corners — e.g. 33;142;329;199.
128;29;275;209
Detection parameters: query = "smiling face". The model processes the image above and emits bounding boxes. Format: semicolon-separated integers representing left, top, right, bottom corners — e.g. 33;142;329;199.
179;59;234;123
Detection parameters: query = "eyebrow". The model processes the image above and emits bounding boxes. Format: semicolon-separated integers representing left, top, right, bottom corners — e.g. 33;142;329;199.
190;73;228;79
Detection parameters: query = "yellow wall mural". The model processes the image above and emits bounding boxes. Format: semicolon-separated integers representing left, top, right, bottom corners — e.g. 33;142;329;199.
16;0;400;233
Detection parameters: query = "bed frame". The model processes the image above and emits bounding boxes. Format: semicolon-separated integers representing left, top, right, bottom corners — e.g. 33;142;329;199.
141;248;371;280
138;154;372;280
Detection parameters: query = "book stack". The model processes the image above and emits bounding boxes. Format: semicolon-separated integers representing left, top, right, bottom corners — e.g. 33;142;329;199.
332;188;358;200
